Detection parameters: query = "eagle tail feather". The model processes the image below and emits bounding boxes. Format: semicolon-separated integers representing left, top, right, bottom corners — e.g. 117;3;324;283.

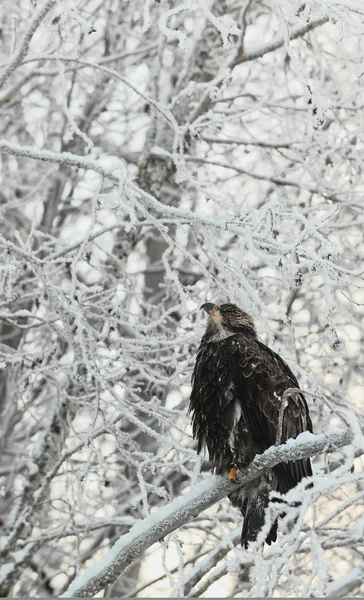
265;519;278;546
229;476;276;549
273;457;312;495
240;502;278;549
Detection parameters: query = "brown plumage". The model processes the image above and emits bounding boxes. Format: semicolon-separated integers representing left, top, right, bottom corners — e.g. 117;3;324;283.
189;303;313;547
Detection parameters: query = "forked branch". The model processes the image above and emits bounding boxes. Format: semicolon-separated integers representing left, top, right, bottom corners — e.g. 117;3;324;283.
61;428;353;598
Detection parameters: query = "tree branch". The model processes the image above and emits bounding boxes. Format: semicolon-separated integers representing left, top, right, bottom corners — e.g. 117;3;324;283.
0;139;114;181
60;428;353;598
237;17;329;64
2;139;364;283
180;154;338;200
0;0;56;90
0;138;339;203
327;563;364;597
183;528;242;597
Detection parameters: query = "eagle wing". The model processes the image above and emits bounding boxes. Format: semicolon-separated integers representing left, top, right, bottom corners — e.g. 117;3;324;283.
228;334;312;491
190;339;248;474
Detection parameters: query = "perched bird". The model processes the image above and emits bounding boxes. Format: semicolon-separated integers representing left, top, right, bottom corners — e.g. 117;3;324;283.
189;302;313;548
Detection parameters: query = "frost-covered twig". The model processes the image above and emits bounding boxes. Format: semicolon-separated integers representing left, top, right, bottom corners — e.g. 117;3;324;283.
10;55;178;132
179;155;340;202
0;139;114;181
1;140;361;280
0;0;56;89
327;563;364;597
61;428;353;598
183;528;241;596
238;17;328;64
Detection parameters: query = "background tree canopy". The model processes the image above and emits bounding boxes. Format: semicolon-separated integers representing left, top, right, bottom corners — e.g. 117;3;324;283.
0;0;363;597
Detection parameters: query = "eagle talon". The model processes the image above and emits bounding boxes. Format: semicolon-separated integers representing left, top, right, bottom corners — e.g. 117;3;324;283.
228;466;238;482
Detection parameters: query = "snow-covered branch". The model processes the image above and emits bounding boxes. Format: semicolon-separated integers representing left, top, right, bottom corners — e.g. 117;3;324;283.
61;428;353;598
238;17;329;64
0;139;114;182
327;563;364;598
0;0;56;89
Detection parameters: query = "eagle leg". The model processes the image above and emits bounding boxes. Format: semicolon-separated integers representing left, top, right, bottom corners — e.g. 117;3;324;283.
228;466;238;482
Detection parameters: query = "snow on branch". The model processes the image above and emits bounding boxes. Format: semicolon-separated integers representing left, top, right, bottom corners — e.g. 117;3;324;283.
0;0;56;90
61;428;353;598
0;139;115;182
327;563;364;598
238;17;328;64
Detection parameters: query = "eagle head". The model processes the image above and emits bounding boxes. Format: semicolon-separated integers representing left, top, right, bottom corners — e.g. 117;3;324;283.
200;302;256;339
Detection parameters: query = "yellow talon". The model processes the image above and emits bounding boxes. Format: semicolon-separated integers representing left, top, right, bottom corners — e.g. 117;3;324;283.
228;466;237;481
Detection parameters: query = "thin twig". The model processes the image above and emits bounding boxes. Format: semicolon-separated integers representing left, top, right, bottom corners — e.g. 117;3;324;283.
237;17;329;64
0;0;57;89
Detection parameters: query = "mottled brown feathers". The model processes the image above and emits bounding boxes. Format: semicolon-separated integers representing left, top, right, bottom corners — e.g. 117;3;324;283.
189;302;313;547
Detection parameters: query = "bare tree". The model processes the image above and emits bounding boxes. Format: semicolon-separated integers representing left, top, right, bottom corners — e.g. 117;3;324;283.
0;0;363;597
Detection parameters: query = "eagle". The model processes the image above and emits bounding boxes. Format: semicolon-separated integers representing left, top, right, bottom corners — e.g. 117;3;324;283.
189;302;313;548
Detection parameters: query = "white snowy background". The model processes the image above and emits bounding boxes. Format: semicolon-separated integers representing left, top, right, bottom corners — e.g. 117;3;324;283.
0;0;363;597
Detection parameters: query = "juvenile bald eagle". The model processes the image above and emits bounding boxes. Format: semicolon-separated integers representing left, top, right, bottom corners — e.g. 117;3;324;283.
189;303;312;548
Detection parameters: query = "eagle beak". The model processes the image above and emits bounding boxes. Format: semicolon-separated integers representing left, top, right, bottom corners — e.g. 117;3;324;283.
200;303;222;326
